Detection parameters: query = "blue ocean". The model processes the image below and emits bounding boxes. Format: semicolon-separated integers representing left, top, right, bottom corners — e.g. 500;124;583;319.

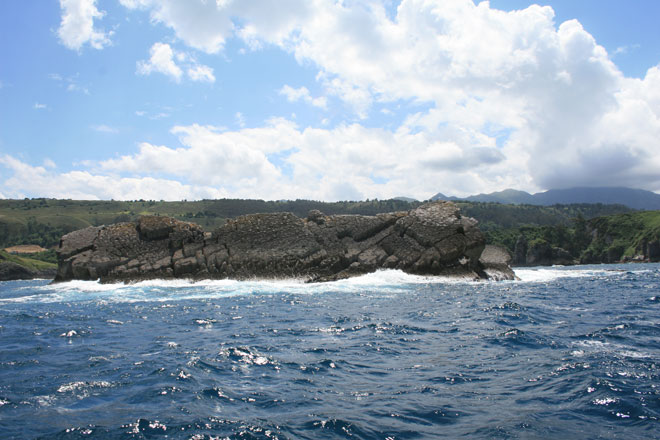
1;264;658;439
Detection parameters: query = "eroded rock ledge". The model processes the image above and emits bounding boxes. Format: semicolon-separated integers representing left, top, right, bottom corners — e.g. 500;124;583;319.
53;201;515;283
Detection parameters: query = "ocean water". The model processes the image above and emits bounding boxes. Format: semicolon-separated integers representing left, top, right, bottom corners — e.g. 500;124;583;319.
0;264;658;439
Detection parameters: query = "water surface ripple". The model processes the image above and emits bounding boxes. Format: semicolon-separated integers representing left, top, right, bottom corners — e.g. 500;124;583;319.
0;264;658;439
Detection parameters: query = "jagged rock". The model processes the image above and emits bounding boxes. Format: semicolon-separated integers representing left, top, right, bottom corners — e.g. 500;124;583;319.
525;241;575;266
479;245;519;281
53;201;516;283
0;262;36;281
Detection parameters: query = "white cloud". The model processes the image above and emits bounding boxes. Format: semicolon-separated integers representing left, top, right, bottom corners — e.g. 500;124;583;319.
119;0;236;53
58;0;112;51
99;122;286;189
34;103;47;110
136;42;216;84
15;0;660;199
137;42;183;81
187;64;215;83
279;85;327;109
0;155;226;201
93;118;520;201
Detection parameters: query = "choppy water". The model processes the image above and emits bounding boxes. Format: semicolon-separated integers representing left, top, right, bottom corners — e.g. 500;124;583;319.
1;264;659;439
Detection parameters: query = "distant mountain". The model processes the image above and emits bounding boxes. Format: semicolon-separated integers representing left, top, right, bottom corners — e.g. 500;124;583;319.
393;196;418;202
429;193;455;201
432;187;660;210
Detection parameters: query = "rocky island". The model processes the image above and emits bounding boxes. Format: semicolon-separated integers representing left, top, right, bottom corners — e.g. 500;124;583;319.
53;201;515;283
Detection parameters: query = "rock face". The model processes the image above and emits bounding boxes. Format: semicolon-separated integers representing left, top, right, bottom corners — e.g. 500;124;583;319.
0;262;37;281
525;242;575;266
479;245;519;281
511;234;576;266
54;201;516;283
0;262;56;281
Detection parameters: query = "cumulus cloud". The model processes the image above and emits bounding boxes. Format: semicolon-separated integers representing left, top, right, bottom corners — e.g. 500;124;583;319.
11;0;660;200
279;85;327;109
0;155;225;201
119;0;235;53
118;0;660;194
187;64;215;83
99;122;287;191
92;117;524;201
137;42;215;83
58;0;111;51
137;42;183;81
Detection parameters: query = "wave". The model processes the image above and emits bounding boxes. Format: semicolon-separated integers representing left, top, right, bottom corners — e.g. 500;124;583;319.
1;270;471;304
2;264;657;305
513;264;659;283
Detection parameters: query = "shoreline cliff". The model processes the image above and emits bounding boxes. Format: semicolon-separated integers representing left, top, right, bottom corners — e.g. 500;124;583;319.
53;201;516;283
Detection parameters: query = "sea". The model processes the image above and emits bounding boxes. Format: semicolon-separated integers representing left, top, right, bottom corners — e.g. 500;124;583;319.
0;263;658;439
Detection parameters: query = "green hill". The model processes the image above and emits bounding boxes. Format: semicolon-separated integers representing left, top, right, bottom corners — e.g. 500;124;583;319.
485;210;660;265
580;211;660;263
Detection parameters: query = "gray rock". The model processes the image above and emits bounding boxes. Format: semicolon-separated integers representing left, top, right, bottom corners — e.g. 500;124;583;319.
0;262;36;281
525;241;575;266
53;202;516;283
479;245;519;281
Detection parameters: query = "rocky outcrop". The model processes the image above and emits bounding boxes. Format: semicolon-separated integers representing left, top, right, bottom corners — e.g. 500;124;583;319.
53;201;516;283
479;245;518;280
511;235;576;266
0;262;36;281
525;241;575;266
0;262;56;281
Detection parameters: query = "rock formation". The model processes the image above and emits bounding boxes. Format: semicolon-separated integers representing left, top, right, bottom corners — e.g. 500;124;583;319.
53;201;516;283
511;234;575;266
0;262;56;281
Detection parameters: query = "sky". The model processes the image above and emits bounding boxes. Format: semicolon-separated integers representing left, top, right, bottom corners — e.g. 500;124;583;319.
1;0;659;201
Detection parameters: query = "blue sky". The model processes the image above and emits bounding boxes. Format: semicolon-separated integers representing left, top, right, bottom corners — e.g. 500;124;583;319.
1;0;659;201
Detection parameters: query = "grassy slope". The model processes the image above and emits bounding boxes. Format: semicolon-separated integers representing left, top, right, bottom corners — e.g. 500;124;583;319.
0;250;57;272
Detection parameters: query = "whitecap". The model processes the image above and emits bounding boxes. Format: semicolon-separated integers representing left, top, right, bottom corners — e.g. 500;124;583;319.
2;270;474;304
57;380;112;393
514;267;610;283
9;265;655;304
593;397;617;405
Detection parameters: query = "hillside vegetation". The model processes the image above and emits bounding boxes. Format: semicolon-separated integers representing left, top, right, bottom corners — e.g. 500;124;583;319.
580;211;660;263
0;198;656;268
0;250;57;272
